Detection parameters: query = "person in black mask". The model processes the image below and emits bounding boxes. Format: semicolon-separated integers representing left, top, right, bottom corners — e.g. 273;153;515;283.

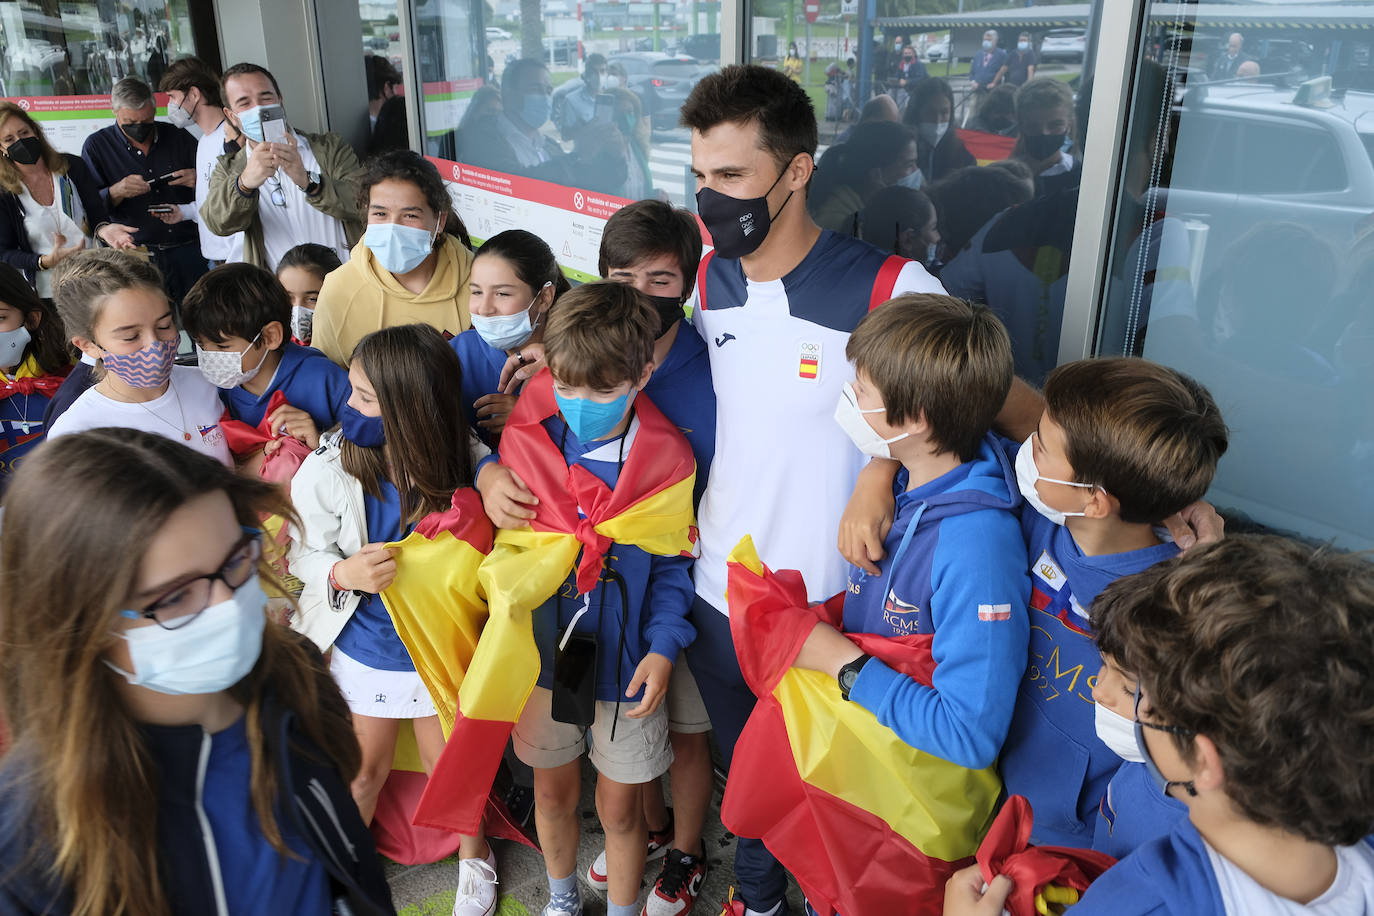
80;76;205;305
1012;77;1082;198
0;101;136;297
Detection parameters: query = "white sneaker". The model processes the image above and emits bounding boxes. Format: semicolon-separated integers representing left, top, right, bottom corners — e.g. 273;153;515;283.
453;851;499;916
587;849;610;893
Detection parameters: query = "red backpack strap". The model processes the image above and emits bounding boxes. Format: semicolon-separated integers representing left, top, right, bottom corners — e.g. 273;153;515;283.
869;254;909;311
696;249;716;311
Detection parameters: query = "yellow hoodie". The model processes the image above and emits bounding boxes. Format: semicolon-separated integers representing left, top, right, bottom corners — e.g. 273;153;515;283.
312;234;474;366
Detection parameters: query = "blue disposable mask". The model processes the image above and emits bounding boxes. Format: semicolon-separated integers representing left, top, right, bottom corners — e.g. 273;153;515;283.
236;105;266;142
556;388;636;443
896;168;923;190
341;403;386;448
471;282;551;351
982;39;994;51
364;221;439;275
521;92;551;129
106;577;266;696
1018;41;1030;52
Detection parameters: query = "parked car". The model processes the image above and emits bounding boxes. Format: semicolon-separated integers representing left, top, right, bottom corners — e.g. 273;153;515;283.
485;26;512;41
1039;28;1087;64
926;36;950;62
607;52;715;131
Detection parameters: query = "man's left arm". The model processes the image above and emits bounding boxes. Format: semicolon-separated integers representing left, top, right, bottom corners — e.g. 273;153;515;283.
305;132;366;224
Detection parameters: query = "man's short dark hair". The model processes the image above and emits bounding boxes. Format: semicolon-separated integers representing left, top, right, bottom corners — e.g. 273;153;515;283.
158;56;223;108
1091;535;1374;847
220;63;282;104
598;200;703;298
680;64;818;171
365;54;402;100
584;53;607;75
181;263;292;348
502;58;548;101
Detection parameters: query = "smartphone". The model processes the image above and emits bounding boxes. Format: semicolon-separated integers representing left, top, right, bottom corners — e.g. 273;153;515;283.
147;204;175;215
147;171;177;190
259;104;288;143
593;93;616;124
551;632;598;727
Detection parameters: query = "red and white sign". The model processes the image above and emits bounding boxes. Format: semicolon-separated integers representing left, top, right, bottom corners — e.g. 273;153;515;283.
804;1;821;23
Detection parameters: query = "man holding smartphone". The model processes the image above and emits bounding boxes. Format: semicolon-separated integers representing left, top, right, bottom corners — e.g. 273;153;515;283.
80;76;206;304
202;63;363;271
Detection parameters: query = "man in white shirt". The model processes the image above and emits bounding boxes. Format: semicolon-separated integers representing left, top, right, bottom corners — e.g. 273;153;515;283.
157;56;244;264
201;63;362;270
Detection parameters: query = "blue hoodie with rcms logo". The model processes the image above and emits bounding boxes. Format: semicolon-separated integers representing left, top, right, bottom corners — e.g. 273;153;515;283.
844;433;1031;770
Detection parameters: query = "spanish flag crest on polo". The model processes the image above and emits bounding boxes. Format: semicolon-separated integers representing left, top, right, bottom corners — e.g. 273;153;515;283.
722;537;1002;916
385;370;697;836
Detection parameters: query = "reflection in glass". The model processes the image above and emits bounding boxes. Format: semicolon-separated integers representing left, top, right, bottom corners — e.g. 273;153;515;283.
1102;4;1374;548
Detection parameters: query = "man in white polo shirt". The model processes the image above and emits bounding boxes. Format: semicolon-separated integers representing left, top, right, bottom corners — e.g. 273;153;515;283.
681;64;944;916
202;63;362;271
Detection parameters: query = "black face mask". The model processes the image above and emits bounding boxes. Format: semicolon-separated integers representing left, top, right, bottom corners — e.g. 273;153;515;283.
4;136;43;166
695;163;792;260
120;121;155;143
1024;132;1068;160
648;294;685;338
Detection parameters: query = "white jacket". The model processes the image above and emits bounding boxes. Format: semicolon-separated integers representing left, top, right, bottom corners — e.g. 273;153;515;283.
286;431;492;652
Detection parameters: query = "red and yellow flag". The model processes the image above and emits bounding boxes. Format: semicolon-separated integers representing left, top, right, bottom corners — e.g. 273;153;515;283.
976;795;1116;916
957;128;1018;166
396;371;697;835
721;537;1002;916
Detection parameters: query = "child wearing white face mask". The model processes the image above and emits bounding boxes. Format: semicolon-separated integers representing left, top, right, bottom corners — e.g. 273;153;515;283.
181;262;349;454
998;356;1228;849
46;249;232;465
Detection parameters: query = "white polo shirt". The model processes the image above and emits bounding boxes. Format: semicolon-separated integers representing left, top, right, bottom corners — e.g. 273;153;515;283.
692;230;943;614
194;121;244;262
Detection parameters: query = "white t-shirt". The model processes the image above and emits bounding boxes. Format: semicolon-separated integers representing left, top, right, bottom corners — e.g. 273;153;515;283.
1205;838;1374;915
195;121;244;263
47;365;231;465
20;173;87;299
691;231;942;614
252;131;351;271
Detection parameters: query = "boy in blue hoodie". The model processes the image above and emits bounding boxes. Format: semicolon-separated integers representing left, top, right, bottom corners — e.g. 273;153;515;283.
998;357;1229;848
794;293;1030;774
181;263;350;450
950;536;1374;916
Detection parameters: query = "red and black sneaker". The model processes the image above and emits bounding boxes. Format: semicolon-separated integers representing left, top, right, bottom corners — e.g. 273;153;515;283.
642;847;709;916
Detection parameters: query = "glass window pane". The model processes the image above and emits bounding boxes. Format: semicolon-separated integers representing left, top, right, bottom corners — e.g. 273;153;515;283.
420;0;717;277
1097;4;1374;549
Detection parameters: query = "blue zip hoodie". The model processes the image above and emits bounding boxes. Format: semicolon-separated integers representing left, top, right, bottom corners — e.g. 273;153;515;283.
844;433;1031;770
221;342;350;431
1093;760;1188;859
529;413;696;703
999;468;1180;848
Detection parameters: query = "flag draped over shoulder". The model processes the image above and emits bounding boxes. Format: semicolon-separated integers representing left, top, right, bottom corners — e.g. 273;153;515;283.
976;795;1116;916
402;370;697;835
721;537;1002;916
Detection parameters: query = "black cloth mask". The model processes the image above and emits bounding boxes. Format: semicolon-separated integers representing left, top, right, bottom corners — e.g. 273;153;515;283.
120;121;155;144
695;164;793;260
4;136;43;166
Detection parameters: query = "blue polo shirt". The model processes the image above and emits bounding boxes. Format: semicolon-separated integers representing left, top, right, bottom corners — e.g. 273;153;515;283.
81;122;199;248
221;343;349;431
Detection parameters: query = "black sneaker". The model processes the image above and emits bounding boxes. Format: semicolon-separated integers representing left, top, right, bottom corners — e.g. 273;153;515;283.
503;782;535;828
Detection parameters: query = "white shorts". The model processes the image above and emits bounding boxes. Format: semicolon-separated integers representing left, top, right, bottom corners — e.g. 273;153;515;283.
330;646;437;719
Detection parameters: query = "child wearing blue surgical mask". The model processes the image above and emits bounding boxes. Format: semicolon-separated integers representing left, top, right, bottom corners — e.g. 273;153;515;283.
450;228;569;444
998;357;1228;849
0;263;71;492
311;150;475;367
288;323;500;916
0;428;394;915
46;249;232;465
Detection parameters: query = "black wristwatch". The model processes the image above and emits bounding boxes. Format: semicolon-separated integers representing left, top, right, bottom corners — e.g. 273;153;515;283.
838;653;873;701
303;170;322;197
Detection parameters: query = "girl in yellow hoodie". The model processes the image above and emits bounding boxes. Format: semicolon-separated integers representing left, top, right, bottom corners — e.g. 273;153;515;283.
313;151;475;366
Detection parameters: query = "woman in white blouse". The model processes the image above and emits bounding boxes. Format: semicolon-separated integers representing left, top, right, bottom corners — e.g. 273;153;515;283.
0;102;135;298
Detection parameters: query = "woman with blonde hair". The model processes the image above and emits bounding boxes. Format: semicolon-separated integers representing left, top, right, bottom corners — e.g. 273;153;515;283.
0;102;135;297
0;428;395;915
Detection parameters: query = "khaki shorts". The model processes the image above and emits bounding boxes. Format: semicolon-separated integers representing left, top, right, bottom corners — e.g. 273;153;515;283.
666;651;712;734
513;685;673;785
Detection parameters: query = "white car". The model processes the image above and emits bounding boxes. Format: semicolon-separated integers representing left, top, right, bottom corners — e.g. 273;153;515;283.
1039;28;1086;64
485;27;512;41
926;37;949;62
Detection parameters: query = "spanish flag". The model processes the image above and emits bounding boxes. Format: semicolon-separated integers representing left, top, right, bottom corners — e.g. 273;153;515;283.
395;371;697;835
957;128;1017;165
721;537;1001;916
976;796;1116;916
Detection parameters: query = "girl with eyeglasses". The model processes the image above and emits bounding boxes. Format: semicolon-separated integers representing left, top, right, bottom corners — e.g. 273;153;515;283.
0;428;395;915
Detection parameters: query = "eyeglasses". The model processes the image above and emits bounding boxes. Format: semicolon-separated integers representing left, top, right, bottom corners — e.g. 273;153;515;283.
264;174;287;208
1133;684;1194;738
120;528;263;630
